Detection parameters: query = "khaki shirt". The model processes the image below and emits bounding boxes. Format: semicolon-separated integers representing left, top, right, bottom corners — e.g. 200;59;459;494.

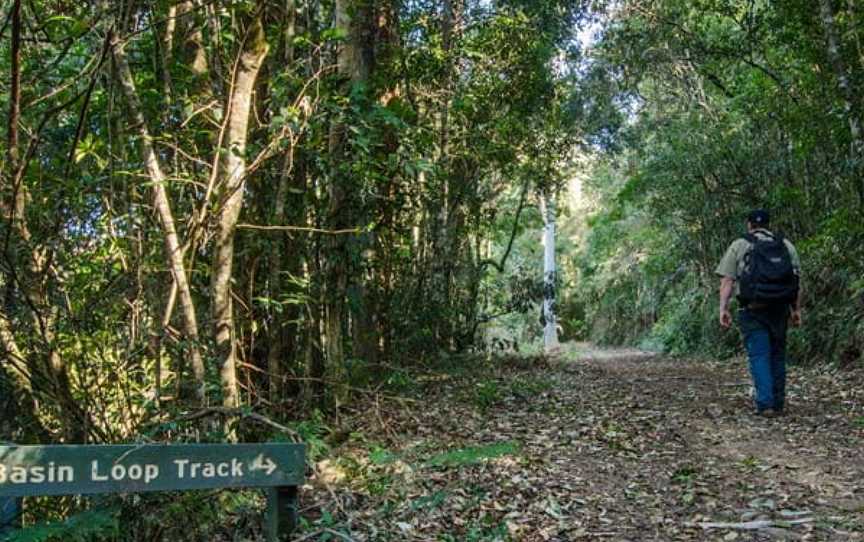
715;229;801;296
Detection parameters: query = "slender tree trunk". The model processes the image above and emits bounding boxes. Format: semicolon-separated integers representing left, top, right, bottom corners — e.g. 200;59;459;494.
0;310;51;442
266;165;292;405
325;0;374;411
181;1;209;78
541;195;559;351
7;0;21;168
0;311;31;394
109;28;208;403
352;274;378;368
266;0;298;405
211;15;269;409
306;243;326;407
819;0;864;208
430;0;463;345
0;365;19;439
161;3;178;101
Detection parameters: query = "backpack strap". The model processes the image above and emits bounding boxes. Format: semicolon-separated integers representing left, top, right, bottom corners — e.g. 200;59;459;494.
745;230;779;243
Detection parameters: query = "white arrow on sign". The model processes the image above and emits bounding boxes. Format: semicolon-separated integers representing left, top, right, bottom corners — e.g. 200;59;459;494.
250;454;277;476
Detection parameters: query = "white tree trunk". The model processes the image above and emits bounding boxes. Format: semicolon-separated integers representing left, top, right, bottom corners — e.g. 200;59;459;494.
819;0;864;206
541;195;560;351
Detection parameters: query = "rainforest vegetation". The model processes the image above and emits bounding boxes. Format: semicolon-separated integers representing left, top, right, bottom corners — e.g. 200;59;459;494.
1;0;862;539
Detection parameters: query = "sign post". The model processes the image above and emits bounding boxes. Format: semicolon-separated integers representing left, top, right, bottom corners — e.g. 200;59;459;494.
0;440;20;537
266;486;299;540
0;443;305;541
0;494;20;536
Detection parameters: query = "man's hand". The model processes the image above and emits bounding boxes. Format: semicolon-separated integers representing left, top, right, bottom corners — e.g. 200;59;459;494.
720;308;733;328
790;309;802;327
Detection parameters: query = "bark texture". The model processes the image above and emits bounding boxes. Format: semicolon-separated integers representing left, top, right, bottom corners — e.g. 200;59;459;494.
819;0;864;207
109;30;208;403
541;195;559;351
324;0;376;411
211;15;269;409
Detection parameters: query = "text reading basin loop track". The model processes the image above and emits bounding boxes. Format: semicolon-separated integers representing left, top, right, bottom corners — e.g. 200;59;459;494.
0;443;305;541
0;443;304;497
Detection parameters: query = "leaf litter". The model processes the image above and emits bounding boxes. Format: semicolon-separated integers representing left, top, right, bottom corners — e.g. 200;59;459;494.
297;344;864;541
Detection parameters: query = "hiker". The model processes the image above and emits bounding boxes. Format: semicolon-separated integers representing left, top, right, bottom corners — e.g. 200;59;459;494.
716;209;802;417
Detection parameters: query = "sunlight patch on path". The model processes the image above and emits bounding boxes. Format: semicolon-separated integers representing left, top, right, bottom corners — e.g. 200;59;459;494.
557;341;659;364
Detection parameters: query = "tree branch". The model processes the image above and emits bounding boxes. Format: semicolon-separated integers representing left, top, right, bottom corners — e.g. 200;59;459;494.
479;176;531;273
236;224;361;235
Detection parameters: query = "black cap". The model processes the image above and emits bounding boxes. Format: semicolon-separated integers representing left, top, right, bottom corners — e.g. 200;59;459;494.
747;209;770;226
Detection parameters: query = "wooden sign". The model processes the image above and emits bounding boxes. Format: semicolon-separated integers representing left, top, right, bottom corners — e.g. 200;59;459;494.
0;443;304;497
0;443;305;541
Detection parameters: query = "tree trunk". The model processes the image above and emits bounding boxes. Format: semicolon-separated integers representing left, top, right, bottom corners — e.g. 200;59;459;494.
325;0;375;411
7;0;21;167
430;0;463;346
265;0;299;405
109;28;208;403
541;195;559;352
819;0;864;207
266;171;292;405
211;15;269;409
0;311;32;395
161;3;178;101
179;1;209;78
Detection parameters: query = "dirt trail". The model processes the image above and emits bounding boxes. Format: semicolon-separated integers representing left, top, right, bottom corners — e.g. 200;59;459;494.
306;346;864;541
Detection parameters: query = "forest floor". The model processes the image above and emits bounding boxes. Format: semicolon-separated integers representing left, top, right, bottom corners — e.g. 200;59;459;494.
298;344;864;542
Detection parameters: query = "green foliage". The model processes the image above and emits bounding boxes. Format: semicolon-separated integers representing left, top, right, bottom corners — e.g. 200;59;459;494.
368;446;398;466
382;369;420;395
290;411;332;463
2;509;118;542
473;380;504;409
424;441;519;469
97;490;268;541
439;519;511;542
409;490;448;511
508;376;553;398
671;465;699;485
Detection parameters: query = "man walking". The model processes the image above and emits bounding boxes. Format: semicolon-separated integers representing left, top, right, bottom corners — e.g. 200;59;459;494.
716;210;802;417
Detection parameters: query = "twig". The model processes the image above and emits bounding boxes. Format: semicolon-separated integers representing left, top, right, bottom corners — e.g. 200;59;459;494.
625;377;697;382
236;224;361;235
689;518;813;530
179;99;220;128
479;175;531;273
63;29;113;179
147;407;301;441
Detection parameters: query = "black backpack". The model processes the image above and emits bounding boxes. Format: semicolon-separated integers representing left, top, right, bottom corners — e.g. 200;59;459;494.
738;232;799;305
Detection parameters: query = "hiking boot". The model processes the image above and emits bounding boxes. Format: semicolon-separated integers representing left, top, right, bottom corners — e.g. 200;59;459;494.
757;408;778;418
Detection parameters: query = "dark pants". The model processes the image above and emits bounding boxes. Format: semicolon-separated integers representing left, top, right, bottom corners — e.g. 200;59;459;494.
739;306;789;413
